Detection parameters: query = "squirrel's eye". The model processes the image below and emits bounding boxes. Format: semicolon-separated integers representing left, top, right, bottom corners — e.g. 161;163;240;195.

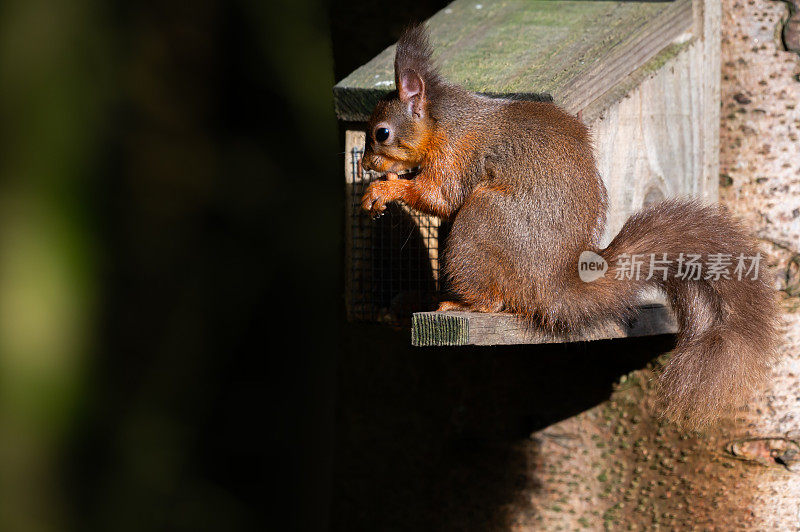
375;127;390;142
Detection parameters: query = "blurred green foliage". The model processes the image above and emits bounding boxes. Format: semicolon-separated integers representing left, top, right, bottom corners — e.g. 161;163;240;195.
0;0;339;531
1;1;106;530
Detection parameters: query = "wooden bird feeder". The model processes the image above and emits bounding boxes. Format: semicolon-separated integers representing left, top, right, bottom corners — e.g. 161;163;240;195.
333;0;720;346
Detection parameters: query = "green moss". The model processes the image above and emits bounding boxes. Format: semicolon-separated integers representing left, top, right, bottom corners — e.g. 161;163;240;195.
334;0;693;121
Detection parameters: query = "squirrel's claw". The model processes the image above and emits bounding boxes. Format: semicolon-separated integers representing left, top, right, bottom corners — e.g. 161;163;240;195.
361;181;390;218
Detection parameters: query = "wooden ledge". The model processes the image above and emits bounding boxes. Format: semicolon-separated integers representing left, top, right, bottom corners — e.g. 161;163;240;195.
411;303;678;347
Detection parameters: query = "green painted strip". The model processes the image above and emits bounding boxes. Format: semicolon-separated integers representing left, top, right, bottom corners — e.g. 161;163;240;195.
412;312;470;346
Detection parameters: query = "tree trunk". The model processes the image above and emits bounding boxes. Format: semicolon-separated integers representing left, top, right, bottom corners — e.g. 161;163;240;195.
515;0;800;529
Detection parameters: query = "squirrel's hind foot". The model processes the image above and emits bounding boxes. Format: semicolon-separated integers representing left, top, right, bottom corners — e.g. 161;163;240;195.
437;300;505;313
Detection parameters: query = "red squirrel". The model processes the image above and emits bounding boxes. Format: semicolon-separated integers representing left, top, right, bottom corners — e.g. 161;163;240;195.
360;25;779;427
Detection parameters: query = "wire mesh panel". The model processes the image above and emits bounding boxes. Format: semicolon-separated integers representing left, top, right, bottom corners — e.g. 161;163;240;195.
344;130;442;326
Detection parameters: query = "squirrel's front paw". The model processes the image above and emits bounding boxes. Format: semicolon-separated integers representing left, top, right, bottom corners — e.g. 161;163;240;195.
361;181;392;218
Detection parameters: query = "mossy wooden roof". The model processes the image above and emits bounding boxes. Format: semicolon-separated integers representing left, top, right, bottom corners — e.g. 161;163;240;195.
333;0;693;122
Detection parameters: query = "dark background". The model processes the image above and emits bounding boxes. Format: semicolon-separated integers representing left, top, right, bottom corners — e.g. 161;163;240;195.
0;1;451;530
0;1;673;530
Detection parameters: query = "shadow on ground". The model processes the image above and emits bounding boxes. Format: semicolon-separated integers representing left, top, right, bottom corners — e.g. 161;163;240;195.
332;323;675;530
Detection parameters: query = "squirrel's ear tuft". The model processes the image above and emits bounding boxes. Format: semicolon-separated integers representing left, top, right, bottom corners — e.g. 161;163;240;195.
394;23;440;107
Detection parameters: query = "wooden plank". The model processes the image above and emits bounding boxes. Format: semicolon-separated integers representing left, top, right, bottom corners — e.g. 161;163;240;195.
343;130;366;321
333;0;693;122
696;0;721;199
590;1;720;246
412;303;678;347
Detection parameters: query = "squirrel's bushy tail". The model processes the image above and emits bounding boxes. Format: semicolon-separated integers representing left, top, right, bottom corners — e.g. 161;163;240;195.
550;199;780;427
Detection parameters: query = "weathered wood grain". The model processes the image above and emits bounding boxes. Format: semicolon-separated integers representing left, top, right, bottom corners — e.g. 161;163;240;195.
343;130;364;321
412;303;678;347
591;39;720;246
333;0;693;122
